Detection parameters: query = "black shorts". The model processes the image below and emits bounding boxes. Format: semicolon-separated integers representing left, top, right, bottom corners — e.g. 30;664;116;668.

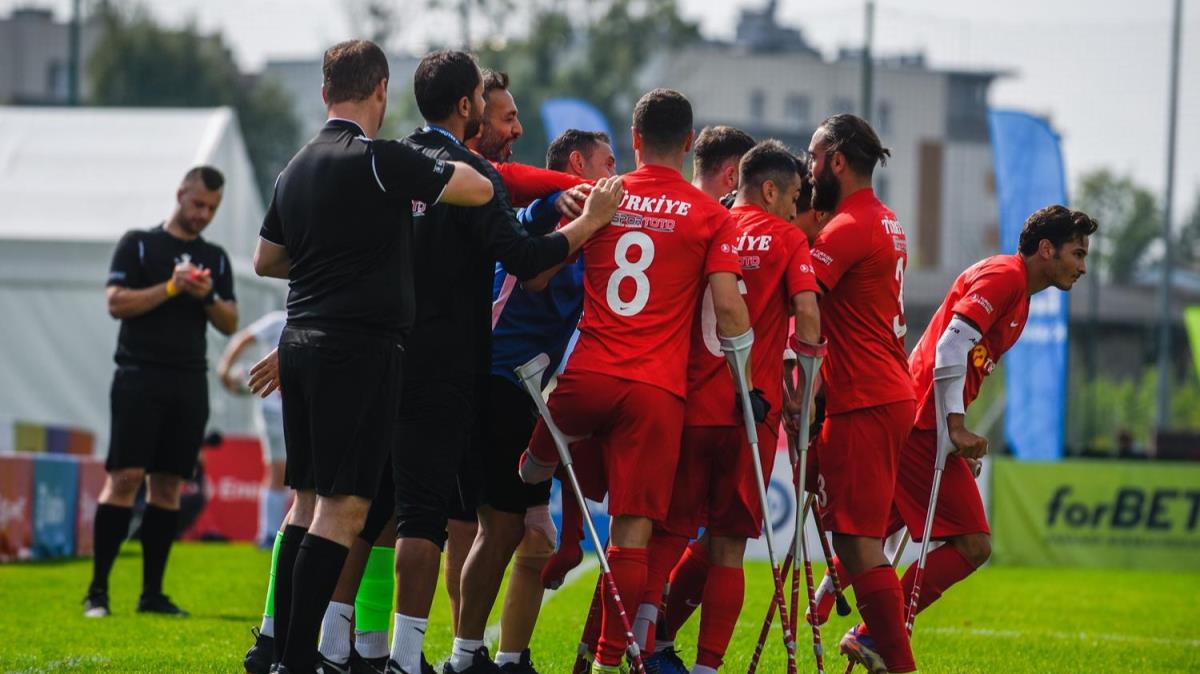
107;366;208;478
393;378;475;547
279;326;403;498
477;376;551;514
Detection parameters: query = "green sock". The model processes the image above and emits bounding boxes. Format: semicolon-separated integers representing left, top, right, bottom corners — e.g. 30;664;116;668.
354;546;395;632
263;530;284;617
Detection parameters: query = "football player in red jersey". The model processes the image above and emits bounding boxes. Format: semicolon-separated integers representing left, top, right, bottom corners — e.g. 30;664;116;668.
882;205;1095;638
518;88;751;674
804;114;917;673
641;140;822;674
691;126;756;200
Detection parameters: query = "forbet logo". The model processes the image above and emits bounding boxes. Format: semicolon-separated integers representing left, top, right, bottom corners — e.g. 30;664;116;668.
1046;486;1200;532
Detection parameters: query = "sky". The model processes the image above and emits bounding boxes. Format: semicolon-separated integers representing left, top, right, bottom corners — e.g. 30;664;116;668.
5;0;1198;223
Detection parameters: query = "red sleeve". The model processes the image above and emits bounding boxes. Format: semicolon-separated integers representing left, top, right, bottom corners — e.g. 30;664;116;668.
951;267;1025;334
785;231;820;296
491;161;585;207
809;214;866;292
704;209;742;277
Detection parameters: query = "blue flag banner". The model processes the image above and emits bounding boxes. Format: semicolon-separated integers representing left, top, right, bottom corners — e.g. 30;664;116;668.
988;109;1070;461
33;455;79;558
541;98;615;163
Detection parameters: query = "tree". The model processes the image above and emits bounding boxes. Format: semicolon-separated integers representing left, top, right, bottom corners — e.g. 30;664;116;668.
87;4;299;199
1176;188;1200;271
474;0;701;168
1074;169;1161;284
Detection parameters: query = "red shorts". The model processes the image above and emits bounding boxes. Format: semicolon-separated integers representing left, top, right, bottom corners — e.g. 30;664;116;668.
659;424;779;539
890;428;990;541
814;400;914;538
529;370;685;520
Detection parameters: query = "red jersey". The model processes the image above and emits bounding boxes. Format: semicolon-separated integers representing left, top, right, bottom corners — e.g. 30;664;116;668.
810;188;913;415
568;164;741;398
490;161;584;207
909;254;1030;431
685;204;819;427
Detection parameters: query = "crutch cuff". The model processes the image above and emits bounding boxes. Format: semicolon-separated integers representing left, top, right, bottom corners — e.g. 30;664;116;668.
788;335;828;358
718;328;754;353
933;364;967;382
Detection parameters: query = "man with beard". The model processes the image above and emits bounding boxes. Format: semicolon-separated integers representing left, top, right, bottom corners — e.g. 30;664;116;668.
85;165;238;620
833;206;1096;670
804;113;916;673
387;50;624;674
450;129;617;674
251;40;497;674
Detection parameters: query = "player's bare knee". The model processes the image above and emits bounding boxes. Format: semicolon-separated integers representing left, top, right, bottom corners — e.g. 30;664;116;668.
104;468;145;501
519;505;557;556
955;533;991;568
146;473;183;508
708;535;746;567
288;490;316;528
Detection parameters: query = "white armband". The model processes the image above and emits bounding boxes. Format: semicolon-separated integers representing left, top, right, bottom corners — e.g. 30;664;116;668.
933;316;981;416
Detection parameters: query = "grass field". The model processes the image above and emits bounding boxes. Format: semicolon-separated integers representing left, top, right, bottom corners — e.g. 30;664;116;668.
1;542;1198;673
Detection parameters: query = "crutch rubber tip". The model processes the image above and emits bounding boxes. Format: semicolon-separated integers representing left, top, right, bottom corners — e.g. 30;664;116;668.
836;596;852;616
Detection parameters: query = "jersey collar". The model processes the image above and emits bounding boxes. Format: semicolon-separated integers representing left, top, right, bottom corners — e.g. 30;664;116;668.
326;117;367;136
423;125;466;148
837;187;879;213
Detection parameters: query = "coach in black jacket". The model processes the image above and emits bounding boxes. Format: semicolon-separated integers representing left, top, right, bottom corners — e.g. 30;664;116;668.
384;49;623;674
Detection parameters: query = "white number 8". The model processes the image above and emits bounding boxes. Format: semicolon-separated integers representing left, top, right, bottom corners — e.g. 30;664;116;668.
606;231;655;316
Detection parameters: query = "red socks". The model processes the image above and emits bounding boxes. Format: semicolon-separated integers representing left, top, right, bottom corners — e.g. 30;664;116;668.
634;533;688;650
852;565;916;673
597;546;648;666
900;544;977;617
694;565;744;670
662;539;711;642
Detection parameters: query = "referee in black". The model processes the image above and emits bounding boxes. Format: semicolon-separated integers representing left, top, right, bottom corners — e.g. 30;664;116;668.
386;50;623;674
84;166;238;619
252;40;495;674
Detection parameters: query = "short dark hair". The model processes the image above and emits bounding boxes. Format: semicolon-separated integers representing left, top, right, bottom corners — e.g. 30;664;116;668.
482;69;510;99
738;140;799;196
817;113;890;177
632;88;693;155
414;50;481;122
183;165;224;191
694;126;756;177
794;151;814;214
1018;205;1099;255
546;129;611;171
322;40;389;104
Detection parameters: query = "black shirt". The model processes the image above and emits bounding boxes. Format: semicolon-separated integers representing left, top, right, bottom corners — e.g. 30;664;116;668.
402;127;570;385
260;119;455;339
106;224;236;371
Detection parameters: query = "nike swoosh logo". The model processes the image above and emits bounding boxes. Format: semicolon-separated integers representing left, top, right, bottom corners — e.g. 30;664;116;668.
415;627;426;635
684;599;701;607
340;614;352;623
1010;321;1020;328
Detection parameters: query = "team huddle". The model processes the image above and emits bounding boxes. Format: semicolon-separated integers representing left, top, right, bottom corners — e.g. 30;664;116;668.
221;39;1099;674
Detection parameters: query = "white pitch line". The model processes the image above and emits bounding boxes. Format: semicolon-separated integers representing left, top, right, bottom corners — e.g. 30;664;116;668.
484;557;601;649
919;626;1200;649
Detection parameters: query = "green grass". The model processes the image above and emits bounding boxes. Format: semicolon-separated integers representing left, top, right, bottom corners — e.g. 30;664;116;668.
1;543;1198;673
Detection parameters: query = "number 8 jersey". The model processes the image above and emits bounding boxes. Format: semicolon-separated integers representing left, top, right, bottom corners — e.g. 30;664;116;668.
568;164;742;398
809;187;915;415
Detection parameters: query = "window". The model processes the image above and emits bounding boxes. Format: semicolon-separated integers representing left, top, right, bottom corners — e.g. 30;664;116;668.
831;97;854;115
784;94;811;130
877;100;893;135
749;90;766;121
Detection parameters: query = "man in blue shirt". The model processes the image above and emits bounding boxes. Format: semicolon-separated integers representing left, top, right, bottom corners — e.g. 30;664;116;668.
453;129;615;674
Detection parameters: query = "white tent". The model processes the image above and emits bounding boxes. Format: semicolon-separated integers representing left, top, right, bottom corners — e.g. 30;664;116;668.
0;106;286;450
